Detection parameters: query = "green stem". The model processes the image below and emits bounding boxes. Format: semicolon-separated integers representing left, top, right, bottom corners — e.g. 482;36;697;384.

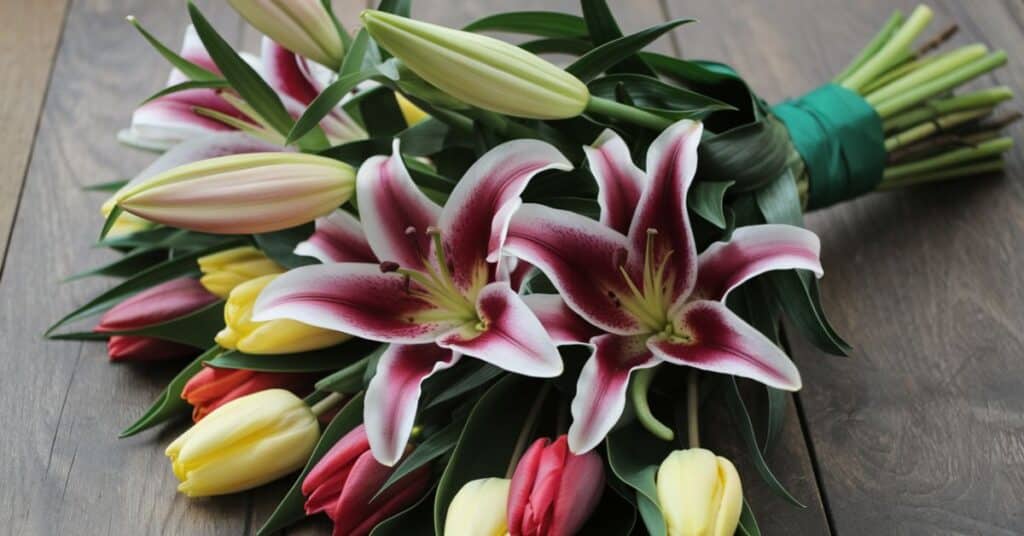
866;44;988;106
884;108;992;151
687;369;700;449
834;10;905;84
842;5;934;92
880;158;1005;189
875;51;1009;118
310;392;345;417
884;136;1013;180
860;52;941;95
630;366;674;441
883;86;1014;132
505;383;551;478
586;95;673;130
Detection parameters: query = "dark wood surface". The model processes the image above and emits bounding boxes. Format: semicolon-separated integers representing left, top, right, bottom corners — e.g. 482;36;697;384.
0;1;1020;534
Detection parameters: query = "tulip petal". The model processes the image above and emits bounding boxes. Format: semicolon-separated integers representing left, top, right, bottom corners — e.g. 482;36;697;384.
437;282;562;378
626;119;702;305
356;143;442;271
568;334;659;454
295;209;378;264
252;262;459;344
552;439;605;536
584;129;646;234
303;425;371;516
364;344;460;465
507;438;549;535
505;203;643;335
95;277;218;331
522;294;601;346
691;224;822;302
439;139;572;291
651;300;802;390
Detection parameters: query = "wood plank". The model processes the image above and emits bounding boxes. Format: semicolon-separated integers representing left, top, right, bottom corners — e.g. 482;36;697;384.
0;0;69;267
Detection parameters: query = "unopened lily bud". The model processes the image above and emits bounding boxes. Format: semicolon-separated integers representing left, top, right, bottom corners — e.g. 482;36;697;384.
656;448;743;536
444;477;511;536
198;246;284;298
181;365;319;421
113;152;355;234
228;0;345;69
215;274;349;354
166;389;320;497
361;10;589;119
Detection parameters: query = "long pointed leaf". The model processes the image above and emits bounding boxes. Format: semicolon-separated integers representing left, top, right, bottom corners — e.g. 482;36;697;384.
285;70;376;144
463;11;588;38
119;346;223;437
127;16;219;81
567;19;692;82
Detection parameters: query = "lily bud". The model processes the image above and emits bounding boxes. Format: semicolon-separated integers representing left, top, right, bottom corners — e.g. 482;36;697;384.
94;277;219;361
508;435;605;536
113;152;356;234
444;478;511;536
228;0;345;70
302;425;431;536
215;274;349;354
181;365;319;421
656;449;743;536
166;389;320;497
361;10;589;119
198;245;284;298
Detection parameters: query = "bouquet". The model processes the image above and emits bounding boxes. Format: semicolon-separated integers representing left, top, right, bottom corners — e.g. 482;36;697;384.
49;1;1017;535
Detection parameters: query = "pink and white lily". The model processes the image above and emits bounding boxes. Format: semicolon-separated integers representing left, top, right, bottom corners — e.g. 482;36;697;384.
504;120;823;453
254;140;569;465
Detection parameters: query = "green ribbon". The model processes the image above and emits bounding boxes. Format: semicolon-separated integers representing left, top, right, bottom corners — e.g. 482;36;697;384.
772;83;885;209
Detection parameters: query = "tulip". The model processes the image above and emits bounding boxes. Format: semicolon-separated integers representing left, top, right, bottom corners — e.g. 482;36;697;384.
198;245;284;298
656;449;743;536
508;435;605;536
181;365;319;421
228;0;345;70
94;277;219;361
444;477;511;536
361;10;589;119
112;152;356;234
302;425;431;536
215;274;349;354
166;389;320;497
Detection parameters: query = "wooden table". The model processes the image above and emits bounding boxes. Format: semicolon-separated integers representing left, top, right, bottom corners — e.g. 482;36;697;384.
1;1;1021;534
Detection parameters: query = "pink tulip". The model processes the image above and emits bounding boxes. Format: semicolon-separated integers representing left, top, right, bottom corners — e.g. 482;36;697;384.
181;365;319;421
508;435;605;536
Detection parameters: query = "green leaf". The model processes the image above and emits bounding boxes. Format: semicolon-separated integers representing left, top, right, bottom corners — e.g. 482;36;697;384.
285;69;376;144
463;11;588;38
83;179;128;192
576;485;638;535
320;137;394;166
723;377;804;507
106;300;223;347
340;28;378;78
141;79;229;104
97;227;229;251
64;248;168;281
253;223;318;269
369;486;436;535
120;346;222;437
316;352;374;393
589;74;736;118
375;418;462;500
688;180;733;228
737;499;762;536
257;393;365;536
207;338;381;373
127;16;219;81
606;419;674;536
698;116;791;191
567;19;692;82
765;386;787;455
423;363;504;410
519;38;593;56
580;0;654;76
359;86;407;137
405;158;458;195
376;0;411;17
433;375;542;534
99;205;124;240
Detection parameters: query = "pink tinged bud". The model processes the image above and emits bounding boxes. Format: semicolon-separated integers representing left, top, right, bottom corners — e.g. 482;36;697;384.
114;153;356;234
106;335;198;362
181;365;319;422
508;435;606;536
302;425;431;536
228;0;345;70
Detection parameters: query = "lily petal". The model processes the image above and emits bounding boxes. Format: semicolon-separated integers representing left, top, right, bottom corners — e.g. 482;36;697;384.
583;129;646;234
439;139;572;291
650;300;802;391
261;37;319;106
522;294;600;346
627;119;702;304
252;262;458;344
505;203;643;335
356;142;442;271
568;334;658;454
295;209;378;264
437;282;562;378
365;344;459;465
692;224;823;302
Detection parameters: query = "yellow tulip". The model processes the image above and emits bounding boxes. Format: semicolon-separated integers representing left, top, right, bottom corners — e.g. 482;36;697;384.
656;449;743;536
198;246;284;298
444;477;511;536
216;273;349;354
165;389;320;497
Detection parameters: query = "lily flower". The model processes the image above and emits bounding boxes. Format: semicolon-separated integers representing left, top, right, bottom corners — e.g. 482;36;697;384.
504;120;822;453
253;140;569;465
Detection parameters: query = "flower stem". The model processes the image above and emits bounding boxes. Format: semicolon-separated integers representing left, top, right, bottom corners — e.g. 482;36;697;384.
687;369;700;449
842;5;934;92
586;95;673;131
884;108;991;151
866;44;988;106
880;158;1005;189
834;10;905;85
874;51;1008;118
883;86;1014;132
310;392;345;417
884;136;1013;181
631;366;674;441
505;382;551;478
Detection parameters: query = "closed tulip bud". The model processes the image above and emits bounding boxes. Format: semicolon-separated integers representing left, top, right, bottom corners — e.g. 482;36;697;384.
181;365;319;421
166;389;320;497
656;449;743;536
95;277;219;362
113;152;356;234
444;477;511;536
508;435;605;536
361;10;589;120
302;425;430;536
198;245;284;298
215;274;349;354
227;0;345;70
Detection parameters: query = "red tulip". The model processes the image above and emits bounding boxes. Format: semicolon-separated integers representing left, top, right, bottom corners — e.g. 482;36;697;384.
508;435;605;536
181;365;319;421
94;277;219;362
302;425;431;536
